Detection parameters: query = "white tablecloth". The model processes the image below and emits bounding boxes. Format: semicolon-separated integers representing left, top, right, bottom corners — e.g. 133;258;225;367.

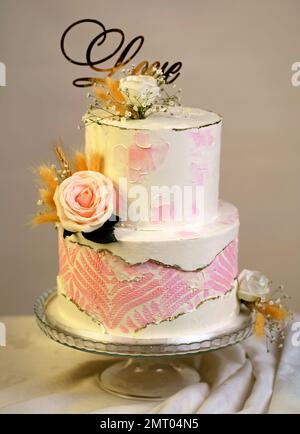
0;315;299;414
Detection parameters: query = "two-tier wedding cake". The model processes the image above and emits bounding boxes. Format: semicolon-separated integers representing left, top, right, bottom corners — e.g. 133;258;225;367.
34;71;288;343
57;105;240;339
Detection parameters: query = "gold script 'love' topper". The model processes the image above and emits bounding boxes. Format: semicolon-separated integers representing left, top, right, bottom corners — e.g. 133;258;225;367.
60;19;182;87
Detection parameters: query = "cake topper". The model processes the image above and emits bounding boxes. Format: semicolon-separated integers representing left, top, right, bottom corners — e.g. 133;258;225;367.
60;19;182;87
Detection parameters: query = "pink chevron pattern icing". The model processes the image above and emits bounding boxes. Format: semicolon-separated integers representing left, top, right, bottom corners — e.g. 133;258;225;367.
58;234;238;334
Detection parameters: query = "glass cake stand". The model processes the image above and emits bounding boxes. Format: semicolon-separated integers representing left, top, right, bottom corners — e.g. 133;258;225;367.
34;289;255;400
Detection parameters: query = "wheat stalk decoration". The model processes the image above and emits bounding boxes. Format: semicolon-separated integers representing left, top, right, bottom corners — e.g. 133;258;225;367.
54;145;72;178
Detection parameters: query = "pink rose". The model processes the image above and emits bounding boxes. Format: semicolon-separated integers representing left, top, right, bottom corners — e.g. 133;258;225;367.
54;171;114;233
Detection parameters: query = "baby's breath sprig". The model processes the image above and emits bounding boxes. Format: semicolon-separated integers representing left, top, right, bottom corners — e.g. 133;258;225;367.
244;283;292;351
86;65;182;123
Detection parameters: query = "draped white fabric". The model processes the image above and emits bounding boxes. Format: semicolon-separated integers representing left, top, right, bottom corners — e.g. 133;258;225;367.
0;316;299;414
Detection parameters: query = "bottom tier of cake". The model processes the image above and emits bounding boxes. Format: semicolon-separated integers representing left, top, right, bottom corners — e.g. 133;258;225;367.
55;278;239;340
57;203;240;339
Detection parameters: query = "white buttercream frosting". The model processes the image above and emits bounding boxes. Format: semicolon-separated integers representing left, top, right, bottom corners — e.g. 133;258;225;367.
54;277;239;342
65;200;239;271
84;107;222;229
85;106;221;130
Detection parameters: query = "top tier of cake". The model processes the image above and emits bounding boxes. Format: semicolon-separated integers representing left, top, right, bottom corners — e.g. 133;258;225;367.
84;107;222;230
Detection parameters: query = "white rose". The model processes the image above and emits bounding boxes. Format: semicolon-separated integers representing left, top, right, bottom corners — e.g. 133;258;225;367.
237;269;270;302
119;75;160;107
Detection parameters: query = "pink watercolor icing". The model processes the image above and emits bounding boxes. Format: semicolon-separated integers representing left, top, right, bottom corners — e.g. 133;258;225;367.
191;162;208;185
133;132;151;148
129;134;169;182
59;233;238;334
151;200;176;224
177;230;199;238
218;201;239;225
191;128;214;150
113;134;169;183
150;194;201;224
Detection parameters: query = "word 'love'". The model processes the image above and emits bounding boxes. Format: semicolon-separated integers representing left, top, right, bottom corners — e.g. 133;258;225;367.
60;19;182;87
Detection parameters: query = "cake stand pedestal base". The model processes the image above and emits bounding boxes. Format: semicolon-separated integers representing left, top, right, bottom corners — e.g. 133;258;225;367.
34;289;254;401
99;358;200;400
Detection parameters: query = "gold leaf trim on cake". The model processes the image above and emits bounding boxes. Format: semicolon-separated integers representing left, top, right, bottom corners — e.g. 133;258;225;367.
59;277;237;336
63;230;236;273
133;286;236;334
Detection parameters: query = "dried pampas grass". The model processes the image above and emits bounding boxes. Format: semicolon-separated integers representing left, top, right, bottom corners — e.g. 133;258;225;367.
33;212;59;225
39;188;56;209
94;77;126;116
88;152;104;172
255;312;265;337
38;165;58;192
74;151;88;172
